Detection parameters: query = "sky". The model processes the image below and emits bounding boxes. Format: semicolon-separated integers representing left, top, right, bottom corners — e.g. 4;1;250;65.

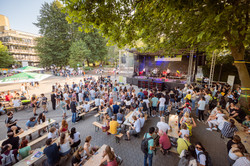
0;0;54;35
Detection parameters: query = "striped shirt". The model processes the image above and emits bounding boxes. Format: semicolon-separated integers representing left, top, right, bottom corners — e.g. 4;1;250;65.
233;157;250;166
221;122;238;138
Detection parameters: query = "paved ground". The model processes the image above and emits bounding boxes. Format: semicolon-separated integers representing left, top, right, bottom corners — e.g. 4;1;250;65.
0;75;228;166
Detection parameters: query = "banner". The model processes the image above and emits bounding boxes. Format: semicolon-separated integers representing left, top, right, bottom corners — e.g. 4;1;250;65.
227;75;235;88
118;76;124;83
155;55;182;61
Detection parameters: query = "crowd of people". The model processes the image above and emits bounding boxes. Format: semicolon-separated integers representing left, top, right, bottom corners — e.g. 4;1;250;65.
0;75;249;166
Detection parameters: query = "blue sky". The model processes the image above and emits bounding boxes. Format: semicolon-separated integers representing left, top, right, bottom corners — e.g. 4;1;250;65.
0;0;54;35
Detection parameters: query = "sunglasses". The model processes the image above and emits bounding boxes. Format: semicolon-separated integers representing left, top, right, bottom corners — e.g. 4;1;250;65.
196;146;202;149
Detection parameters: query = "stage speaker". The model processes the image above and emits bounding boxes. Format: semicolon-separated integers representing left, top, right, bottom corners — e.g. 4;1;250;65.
197;55;206;66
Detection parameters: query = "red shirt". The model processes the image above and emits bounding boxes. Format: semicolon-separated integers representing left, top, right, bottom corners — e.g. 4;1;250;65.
109;98;113;105
143;91;148;97
5;95;12;101
159;133;171;150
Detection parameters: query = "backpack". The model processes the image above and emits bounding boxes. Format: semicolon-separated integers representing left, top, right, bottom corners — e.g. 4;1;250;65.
1;150;16;166
141;134;153;154
198;152;213;166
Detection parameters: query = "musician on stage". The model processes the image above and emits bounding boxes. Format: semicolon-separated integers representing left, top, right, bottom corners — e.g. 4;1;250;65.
166;68;171;77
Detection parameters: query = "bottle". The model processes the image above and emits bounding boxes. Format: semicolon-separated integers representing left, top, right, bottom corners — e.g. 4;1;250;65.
48;118;51;123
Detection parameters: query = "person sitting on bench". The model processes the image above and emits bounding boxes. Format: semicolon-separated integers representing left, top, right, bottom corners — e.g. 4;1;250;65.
125;116;141;141
5;111;24;136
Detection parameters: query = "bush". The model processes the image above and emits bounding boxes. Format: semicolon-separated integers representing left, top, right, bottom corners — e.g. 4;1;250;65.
84;66;93;71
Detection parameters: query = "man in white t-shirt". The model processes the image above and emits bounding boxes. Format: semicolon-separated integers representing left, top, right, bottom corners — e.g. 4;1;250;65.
197;97;206;122
158;95;166;117
125;116;141;141
83;101;90;112
157;116;171;133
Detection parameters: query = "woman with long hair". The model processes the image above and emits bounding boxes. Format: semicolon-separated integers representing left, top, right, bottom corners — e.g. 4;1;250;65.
228;143;245;165
195;142;208;166
58;133;72;157
221;119;238;138
179;145;197;166
70;127;81;149
100;145;118;166
59;119;69;134
84;136;98;157
31;96;37;116
19;137;33;159
71;146;86;166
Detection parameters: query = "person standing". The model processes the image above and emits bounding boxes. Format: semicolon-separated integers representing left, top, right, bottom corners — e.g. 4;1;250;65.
70;98;77;123
197;97;206;122
143;127;155;166
41;94;48;113
60;98;67;119
158;95;166;117
51;91;56;110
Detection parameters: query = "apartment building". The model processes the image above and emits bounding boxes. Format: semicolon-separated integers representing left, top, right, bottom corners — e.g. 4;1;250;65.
0;14;40;66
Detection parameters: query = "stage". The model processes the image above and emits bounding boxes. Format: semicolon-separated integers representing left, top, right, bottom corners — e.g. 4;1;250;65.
126;76;187;91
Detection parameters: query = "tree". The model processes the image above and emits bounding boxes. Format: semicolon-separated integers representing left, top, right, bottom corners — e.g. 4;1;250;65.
69;39;91;69
34;1;71;67
62;0;250;106
0;41;14;68
106;45;119;65
73;28;108;65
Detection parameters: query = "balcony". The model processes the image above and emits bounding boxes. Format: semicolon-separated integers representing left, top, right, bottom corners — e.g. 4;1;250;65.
9;49;37;55
2;41;36;47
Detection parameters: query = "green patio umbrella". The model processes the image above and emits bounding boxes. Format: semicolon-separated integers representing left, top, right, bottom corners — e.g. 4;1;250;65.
0;72;51;84
13;66;44;72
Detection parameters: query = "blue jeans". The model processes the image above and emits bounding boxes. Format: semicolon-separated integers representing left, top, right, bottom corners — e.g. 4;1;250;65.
72;112;76;123
196;108;199;116
144;153;153;166
85;97;89;101
191;99;196;110
91;97;95;100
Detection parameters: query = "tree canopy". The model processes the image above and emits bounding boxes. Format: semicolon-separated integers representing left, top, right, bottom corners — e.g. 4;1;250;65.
34;1;71;67
35;1;109;68
69;39;91;69
62;0;250;106
0;41;14;68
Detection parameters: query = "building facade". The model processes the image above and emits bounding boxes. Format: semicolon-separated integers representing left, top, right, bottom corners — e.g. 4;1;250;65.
0;15;40;66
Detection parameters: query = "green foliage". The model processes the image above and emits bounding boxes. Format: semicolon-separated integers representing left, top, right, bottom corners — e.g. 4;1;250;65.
0;41;14;68
62;0;249;52
34;1;72;67
74;28;108;64
203;48;250;84
84;66;93;71
62;0;250;90
69;39;91;69
106;45;119;65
